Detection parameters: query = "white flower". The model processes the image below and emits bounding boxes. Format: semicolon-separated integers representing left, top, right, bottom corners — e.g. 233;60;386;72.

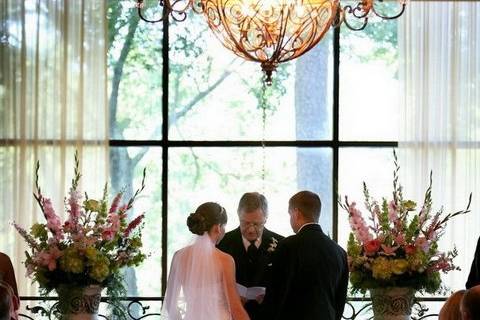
267;237;278;253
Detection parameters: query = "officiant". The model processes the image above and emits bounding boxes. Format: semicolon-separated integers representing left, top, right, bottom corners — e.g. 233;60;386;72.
217;192;284;320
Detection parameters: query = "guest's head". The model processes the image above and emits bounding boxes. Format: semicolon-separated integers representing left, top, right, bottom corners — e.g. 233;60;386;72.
462;285;480;320
0;283;12;320
439;290;465;320
0;252;18;298
187;202;227;243
237;192;268;242
288;191;321;233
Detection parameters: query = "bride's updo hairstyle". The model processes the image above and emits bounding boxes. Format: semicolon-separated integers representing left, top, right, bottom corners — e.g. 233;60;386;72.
187;202;227;235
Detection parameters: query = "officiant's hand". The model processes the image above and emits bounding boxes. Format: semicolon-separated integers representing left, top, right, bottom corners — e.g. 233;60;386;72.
255;294;265;304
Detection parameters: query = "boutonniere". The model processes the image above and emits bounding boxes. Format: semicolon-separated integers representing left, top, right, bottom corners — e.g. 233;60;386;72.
267;237;278;253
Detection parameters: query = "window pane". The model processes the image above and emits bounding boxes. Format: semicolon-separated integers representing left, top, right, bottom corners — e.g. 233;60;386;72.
339;14;399;141
169;14;333;141
108;1;163;140
168;147;332;262
109;147;162;296
337;147;396;248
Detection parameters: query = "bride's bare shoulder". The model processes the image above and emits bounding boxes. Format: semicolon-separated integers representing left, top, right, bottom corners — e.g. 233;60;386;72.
214;248;234;265
173;245;194;257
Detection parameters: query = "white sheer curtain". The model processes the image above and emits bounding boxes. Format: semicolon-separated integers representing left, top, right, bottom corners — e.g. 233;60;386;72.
398;1;480;291
0;0;108;295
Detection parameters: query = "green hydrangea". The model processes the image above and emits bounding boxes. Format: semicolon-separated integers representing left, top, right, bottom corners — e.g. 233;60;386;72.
30;223;48;241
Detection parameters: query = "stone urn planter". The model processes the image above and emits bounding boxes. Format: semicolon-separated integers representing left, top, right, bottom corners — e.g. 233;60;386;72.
369;287;415;320
56;285;102;320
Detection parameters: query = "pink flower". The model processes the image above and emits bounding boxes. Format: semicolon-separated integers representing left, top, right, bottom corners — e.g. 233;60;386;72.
124;214;145;237
36;247;62;271
388;200;398;222
109;193;123;213
67;188;82;224
395;234;406;245
429;254;456;273
102;229;116;241
364;239;381;256
348;203;372;243
42;198;64;240
381;244;399;256
426;230;438;241
107;213;121;232
13;223;40;250
405;244;416;255
415;237;430;253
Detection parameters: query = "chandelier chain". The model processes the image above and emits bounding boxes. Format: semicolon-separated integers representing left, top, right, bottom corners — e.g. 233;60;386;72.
260;82;268;193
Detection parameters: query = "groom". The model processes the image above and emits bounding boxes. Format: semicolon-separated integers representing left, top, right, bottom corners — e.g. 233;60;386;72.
217;192;284;320
262;190;349;320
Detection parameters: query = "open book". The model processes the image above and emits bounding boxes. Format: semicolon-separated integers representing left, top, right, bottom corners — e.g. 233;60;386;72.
236;283;266;300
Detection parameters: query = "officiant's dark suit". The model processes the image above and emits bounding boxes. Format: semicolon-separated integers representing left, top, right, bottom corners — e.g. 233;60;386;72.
466;236;480;288
217;192;284;320
262;191;349;320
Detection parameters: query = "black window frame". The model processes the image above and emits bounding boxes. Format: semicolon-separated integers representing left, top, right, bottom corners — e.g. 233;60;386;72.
109;23;398;293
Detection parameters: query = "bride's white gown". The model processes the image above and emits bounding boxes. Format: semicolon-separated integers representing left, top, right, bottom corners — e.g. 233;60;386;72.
161;234;232;320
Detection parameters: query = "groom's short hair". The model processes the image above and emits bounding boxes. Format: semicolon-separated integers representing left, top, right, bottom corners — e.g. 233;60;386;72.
289;191;321;222
462;285;480;320
238;192;268;216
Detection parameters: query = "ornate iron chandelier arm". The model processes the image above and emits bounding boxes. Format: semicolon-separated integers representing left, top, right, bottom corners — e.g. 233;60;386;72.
136;0;170;23
351;4;369;19
169;10;189;22
259;5;291;84
371;1;406;20
287;10;325;61
169;0;197;21
343;16;369;31
270;7;291;62
341;3;369;31
191;0;205;14
216;2;258;61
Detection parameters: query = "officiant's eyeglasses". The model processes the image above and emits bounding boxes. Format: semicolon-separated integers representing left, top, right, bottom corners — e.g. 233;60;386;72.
240;220;265;229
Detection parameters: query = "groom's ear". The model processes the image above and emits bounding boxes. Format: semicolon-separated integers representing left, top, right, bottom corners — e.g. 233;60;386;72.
291;208;298;218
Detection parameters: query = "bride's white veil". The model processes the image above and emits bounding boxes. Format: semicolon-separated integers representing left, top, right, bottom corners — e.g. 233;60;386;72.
161;233;225;320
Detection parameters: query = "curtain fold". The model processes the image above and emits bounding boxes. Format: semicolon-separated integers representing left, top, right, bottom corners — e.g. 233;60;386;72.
0;0;108;295
399;1;480;291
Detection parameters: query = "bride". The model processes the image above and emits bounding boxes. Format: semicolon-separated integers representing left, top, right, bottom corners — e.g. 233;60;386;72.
161;202;250;320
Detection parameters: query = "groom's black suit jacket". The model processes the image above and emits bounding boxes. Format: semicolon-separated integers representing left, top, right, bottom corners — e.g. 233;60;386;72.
217;227;284;320
262;224;349;320
466;236;480;288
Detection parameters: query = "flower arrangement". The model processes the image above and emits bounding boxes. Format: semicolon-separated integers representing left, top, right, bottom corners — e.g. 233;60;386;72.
340;152;471;294
14;153;147;300
267;237;279;253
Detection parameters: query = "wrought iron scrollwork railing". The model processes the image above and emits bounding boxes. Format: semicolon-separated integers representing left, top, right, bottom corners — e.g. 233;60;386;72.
18;296;444;319
343;297;444;320
18;296;163;320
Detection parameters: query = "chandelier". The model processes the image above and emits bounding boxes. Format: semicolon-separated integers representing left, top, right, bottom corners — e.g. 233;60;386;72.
203;0;337;84
136;0;407;83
